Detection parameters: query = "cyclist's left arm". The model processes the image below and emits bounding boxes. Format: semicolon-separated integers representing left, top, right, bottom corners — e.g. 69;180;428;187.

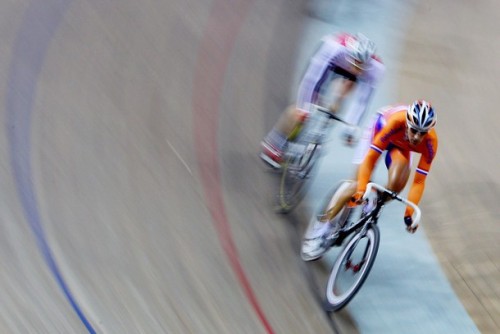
405;136;439;217
343;59;386;127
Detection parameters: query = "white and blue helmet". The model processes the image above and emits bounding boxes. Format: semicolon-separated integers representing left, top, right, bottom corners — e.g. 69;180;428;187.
346;33;376;67
406;100;437;132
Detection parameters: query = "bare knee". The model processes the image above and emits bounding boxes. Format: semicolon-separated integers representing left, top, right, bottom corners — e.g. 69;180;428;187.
276;105;303;134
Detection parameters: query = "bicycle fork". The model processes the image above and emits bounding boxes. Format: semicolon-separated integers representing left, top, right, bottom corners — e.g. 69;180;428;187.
343;225;373;273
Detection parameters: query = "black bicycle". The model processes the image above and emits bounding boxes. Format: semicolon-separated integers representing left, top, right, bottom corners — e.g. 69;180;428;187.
276;105;352;213
308;181;421;311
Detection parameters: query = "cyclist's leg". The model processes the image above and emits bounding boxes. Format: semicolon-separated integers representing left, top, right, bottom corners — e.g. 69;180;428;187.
301;179;357;261
261;59;325;163
326;77;356;113
323;180;357;221
273;104;307;139
261;105;307;166
385;147;411;193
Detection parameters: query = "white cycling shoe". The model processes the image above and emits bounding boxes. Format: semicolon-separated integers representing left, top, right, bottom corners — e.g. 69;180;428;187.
301;238;329;261
259;140;284;169
301;217;336;261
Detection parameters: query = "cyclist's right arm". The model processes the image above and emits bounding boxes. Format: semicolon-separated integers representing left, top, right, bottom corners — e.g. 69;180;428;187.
295;36;343;115
355;115;400;193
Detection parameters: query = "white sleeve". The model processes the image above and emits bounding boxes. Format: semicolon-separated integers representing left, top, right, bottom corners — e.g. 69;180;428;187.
343;60;385;126
295;38;343;113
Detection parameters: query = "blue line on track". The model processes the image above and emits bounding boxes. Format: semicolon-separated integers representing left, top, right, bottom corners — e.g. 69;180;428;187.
5;1;97;333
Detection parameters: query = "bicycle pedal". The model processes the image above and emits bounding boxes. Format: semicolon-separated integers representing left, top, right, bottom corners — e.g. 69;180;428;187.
259;154;282;170
325;231;338;241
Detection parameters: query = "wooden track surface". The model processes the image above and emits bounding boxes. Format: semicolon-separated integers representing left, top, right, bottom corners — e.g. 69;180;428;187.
0;0;497;333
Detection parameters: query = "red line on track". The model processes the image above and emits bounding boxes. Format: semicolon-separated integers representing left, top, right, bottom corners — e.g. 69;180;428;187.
192;1;275;333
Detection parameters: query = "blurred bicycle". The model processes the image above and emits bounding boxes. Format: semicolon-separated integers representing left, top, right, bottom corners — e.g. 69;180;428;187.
275;104;355;213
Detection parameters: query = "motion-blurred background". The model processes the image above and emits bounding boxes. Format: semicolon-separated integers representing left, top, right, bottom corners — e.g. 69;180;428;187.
0;0;497;333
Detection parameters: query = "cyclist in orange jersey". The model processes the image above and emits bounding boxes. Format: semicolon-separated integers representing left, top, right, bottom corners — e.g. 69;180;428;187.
302;100;438;261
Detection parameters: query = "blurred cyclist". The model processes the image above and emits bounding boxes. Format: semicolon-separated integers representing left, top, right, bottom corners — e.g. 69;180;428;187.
260;32;385;168
301;100;438;261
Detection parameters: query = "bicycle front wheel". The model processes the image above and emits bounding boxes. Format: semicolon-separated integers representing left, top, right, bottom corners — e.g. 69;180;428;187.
325;224;380;311
276;143;319;213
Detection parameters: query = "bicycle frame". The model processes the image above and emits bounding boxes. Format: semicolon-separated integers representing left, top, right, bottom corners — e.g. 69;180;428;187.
284;106;353;181
332;182;421;246
276;106;354;213
302;105;350;142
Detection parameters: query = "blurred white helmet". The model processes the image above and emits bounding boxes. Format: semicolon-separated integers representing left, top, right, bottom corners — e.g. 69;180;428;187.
345;33;376;69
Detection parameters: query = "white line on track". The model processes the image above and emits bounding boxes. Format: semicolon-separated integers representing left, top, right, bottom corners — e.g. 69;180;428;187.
166;140;193;175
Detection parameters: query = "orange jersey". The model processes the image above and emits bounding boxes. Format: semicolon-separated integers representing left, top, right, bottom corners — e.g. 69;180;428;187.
357;105;439;216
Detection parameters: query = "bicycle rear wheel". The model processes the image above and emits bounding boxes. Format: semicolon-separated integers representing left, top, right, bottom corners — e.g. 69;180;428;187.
325;224;380;311
276;143;319;213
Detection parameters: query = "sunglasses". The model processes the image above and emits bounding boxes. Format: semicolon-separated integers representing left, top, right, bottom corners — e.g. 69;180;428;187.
347;57;366;70
352;59;365;70
408;127;428;135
